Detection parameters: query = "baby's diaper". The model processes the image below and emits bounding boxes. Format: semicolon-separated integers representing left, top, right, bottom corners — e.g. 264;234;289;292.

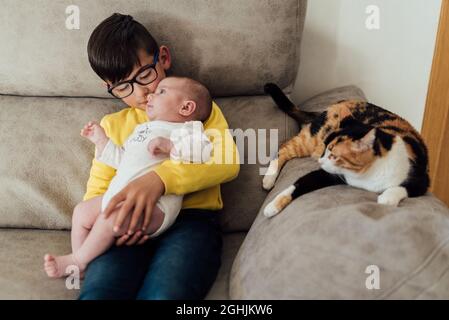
147;194;183;238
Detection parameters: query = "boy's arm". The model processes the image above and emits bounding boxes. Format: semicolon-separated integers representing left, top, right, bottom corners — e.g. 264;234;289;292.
83;159;116;201
153;103;240;196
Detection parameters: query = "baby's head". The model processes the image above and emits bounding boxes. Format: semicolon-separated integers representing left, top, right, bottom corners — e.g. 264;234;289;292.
145;77;212;122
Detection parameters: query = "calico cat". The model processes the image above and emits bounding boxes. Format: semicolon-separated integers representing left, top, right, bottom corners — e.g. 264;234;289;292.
262;83;429;218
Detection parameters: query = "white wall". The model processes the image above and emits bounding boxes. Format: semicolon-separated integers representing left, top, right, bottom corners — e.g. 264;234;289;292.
292;0;441;131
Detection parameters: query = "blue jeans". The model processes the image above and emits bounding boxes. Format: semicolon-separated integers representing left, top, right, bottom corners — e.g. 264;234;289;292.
78;209;222;300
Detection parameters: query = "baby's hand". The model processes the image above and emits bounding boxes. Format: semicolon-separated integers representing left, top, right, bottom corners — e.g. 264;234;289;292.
80;121;107;146
147;137;174;157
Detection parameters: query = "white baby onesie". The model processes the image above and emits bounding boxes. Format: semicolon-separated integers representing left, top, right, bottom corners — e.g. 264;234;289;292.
97;120;212;238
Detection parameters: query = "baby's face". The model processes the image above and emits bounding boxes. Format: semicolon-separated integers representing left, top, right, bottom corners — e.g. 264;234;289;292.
145;78;188;121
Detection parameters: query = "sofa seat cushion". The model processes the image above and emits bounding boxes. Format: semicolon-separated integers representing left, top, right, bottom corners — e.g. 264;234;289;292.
229;86;449;299
0;229;78;299
0;228;245;299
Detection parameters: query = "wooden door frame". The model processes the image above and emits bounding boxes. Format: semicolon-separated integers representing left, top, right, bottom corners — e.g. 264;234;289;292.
422;0;449;206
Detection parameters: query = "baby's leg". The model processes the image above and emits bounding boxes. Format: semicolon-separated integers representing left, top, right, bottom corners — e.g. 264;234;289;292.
71;196;103;252
141;194;183;239
44;204;165;279
74;205;167;264
44;196;102;279
144;205;166;236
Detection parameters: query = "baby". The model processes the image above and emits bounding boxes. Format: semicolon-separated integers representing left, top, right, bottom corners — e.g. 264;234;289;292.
44;77;213;278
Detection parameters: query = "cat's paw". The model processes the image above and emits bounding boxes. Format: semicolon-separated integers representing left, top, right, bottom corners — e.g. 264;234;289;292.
262;159;279;190
262;175;277;190
377;193;400;206
263;200;282;218
263;185;295;218
377;187;407;206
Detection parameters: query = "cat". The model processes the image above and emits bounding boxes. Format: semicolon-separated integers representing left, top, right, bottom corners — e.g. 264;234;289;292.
262;83;430;218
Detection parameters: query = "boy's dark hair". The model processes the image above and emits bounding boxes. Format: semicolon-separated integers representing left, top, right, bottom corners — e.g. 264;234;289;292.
87;13;159;84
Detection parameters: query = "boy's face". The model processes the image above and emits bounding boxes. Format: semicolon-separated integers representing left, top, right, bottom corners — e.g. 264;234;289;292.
105;46;171;110
146;78;188;121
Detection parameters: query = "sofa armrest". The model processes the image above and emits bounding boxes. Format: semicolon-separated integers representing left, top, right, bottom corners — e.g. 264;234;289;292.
229;86;449;299
299;85;367;112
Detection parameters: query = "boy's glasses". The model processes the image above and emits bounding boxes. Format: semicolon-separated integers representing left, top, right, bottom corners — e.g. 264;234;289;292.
107;51;159;99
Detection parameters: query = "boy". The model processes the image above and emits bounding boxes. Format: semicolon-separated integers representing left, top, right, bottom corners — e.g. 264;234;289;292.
78;13;239;299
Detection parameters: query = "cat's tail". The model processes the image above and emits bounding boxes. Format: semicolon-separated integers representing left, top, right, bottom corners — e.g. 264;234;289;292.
264;83;318;125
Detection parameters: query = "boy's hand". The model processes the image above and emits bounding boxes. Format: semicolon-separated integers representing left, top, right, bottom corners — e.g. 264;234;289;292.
147;137;174;157
81;121;109;154
102;171;165;246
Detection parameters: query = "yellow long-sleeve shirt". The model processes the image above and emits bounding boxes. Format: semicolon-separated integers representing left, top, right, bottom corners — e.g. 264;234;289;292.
83;102;240;210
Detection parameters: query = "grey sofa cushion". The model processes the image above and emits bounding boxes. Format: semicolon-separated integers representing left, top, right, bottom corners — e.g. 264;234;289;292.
230;86;449;299
0;0;306;97
0;228;245;299
299;85;367;113
0;229;78;299
0;94;296;231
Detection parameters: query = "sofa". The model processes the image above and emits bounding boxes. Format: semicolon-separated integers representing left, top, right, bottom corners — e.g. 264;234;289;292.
1;0;449;300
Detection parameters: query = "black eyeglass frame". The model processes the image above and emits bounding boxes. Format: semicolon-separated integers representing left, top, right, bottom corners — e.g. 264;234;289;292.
107;50;160;99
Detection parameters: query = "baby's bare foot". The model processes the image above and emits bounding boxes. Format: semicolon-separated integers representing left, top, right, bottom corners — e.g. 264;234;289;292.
44;254;86;279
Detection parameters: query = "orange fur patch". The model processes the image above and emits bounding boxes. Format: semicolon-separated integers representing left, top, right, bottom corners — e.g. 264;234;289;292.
329;138;376;173
275;195;293;211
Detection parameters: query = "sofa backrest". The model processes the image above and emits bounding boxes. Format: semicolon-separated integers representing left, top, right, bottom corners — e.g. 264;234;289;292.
0;0;306;98
0;0;307;232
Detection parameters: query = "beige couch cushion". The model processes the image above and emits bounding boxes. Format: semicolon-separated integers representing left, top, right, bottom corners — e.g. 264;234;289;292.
299;85;367;113
229;87;449;299
0;228;245;299
0;229;78;299
0;0;306;97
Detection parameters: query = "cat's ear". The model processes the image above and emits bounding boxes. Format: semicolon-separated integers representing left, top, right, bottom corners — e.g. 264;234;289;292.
352;129;376;152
